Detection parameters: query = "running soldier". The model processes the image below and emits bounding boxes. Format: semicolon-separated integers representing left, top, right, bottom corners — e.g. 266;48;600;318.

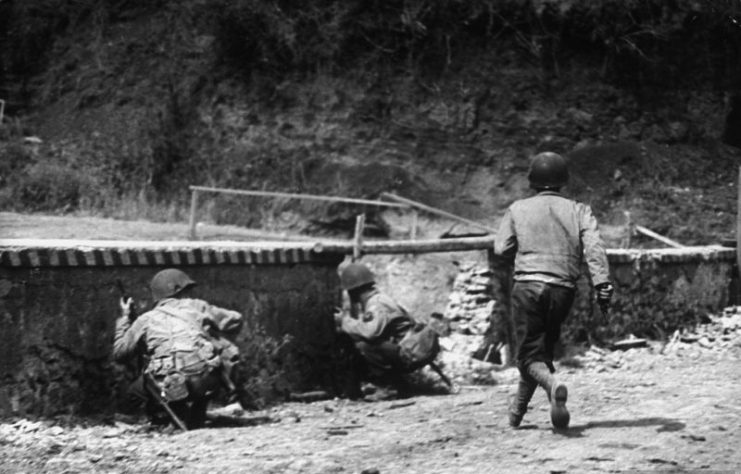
495;152;614;430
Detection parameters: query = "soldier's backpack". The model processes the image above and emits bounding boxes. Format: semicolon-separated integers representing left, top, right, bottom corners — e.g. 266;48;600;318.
398;322;440;371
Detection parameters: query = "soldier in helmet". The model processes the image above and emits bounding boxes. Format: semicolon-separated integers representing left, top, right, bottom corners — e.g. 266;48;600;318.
334;262;417;398
495;152;614;430
113;268;244;429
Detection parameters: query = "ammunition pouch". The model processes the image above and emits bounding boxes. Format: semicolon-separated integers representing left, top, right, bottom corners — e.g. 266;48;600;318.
161;371;189;402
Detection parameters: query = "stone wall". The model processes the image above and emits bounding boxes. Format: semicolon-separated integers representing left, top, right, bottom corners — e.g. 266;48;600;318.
0;238;735;416
0;240;344;417
443;245;736;363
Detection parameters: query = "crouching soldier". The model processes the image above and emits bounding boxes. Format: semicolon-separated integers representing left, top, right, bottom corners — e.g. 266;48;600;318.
334;262;440;399
495;152;614;430
113;268;244;429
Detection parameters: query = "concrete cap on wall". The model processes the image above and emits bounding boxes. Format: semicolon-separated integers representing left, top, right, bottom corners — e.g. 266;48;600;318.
0;239;342;268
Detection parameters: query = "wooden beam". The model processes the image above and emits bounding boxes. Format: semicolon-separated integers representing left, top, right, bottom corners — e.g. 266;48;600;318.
313;236;495;255
634;225;685;249
190;185;408;208
381;192;496;233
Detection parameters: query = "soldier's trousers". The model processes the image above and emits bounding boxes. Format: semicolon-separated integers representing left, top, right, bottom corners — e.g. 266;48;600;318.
126;369;221;429
511;280;575;374
354;340;407;377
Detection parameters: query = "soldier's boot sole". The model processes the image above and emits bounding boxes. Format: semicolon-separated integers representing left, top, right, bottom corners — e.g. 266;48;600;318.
550;383;570;430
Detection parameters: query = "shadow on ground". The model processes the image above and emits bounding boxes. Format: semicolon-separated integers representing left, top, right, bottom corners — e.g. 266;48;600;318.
555;417;686;438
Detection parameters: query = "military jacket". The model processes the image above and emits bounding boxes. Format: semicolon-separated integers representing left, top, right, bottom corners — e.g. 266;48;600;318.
341;289;414;343
494;191;610;288
113;297;243;377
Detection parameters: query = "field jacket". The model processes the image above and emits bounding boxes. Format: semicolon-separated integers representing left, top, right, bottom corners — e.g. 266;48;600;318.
341;289;414;344
494;191;610;289
113;298;243;377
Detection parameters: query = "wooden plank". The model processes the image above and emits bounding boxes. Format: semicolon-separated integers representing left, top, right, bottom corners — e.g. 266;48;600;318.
190;185;408;208
381;192;496;233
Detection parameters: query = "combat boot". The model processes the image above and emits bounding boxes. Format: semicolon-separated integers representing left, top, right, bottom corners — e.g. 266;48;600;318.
508;376;537;428
526;361;569;429
549;382;569;430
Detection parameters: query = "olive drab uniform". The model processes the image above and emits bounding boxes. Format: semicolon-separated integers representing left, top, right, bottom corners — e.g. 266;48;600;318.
496;191;610;367
113;297;243;426
496;189;611;429
340;288;414;375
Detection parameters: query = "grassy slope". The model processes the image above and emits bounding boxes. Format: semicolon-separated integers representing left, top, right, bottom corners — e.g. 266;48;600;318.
3;6;740;246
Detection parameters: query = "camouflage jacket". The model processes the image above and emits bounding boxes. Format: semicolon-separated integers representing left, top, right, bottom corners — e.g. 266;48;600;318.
113;297;243;377
494;191;610;289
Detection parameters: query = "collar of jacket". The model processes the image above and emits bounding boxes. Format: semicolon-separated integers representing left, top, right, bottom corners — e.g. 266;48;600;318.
155;297;177;308
359;287;379;308
536;190;564;197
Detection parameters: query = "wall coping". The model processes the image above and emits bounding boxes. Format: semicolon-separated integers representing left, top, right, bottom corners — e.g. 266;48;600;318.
605;245;736;263
0;238;735;268
0;238;342;267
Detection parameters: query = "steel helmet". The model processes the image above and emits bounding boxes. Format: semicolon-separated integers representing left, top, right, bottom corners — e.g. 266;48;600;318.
528;152;569;189
339;263;375;291
150;268;196;302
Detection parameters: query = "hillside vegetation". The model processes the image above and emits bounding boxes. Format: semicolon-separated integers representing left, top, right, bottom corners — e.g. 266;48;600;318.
1;0;741;244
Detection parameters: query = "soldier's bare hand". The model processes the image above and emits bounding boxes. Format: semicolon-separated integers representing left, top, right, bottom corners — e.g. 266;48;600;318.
119;297;133;318
333;306;347;328
596;283;614;304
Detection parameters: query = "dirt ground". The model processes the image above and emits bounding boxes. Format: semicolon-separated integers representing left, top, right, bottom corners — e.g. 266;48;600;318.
2;212;741;473
1;339;740;474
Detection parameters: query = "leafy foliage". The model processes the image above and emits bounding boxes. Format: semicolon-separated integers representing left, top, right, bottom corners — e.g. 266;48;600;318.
1;0;740;218
5;0;740;93
11;161;96;211
207;0;741;86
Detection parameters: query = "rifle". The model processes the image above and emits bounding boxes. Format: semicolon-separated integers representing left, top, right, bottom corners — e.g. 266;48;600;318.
143;372;189;431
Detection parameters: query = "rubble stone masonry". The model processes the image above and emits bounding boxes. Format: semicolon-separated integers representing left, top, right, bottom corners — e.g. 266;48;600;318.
444;245;736;363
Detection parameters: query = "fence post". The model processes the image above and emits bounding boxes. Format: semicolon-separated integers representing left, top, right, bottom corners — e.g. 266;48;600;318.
623;211;633;248
188;188;199;240
353;214;365;261
410;209;418;241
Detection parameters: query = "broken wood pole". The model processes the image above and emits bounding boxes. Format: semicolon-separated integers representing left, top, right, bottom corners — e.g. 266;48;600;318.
634;225;685;249
381;192;496;234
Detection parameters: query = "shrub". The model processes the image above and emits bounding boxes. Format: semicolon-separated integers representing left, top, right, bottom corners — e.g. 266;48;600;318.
12;162;96;212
